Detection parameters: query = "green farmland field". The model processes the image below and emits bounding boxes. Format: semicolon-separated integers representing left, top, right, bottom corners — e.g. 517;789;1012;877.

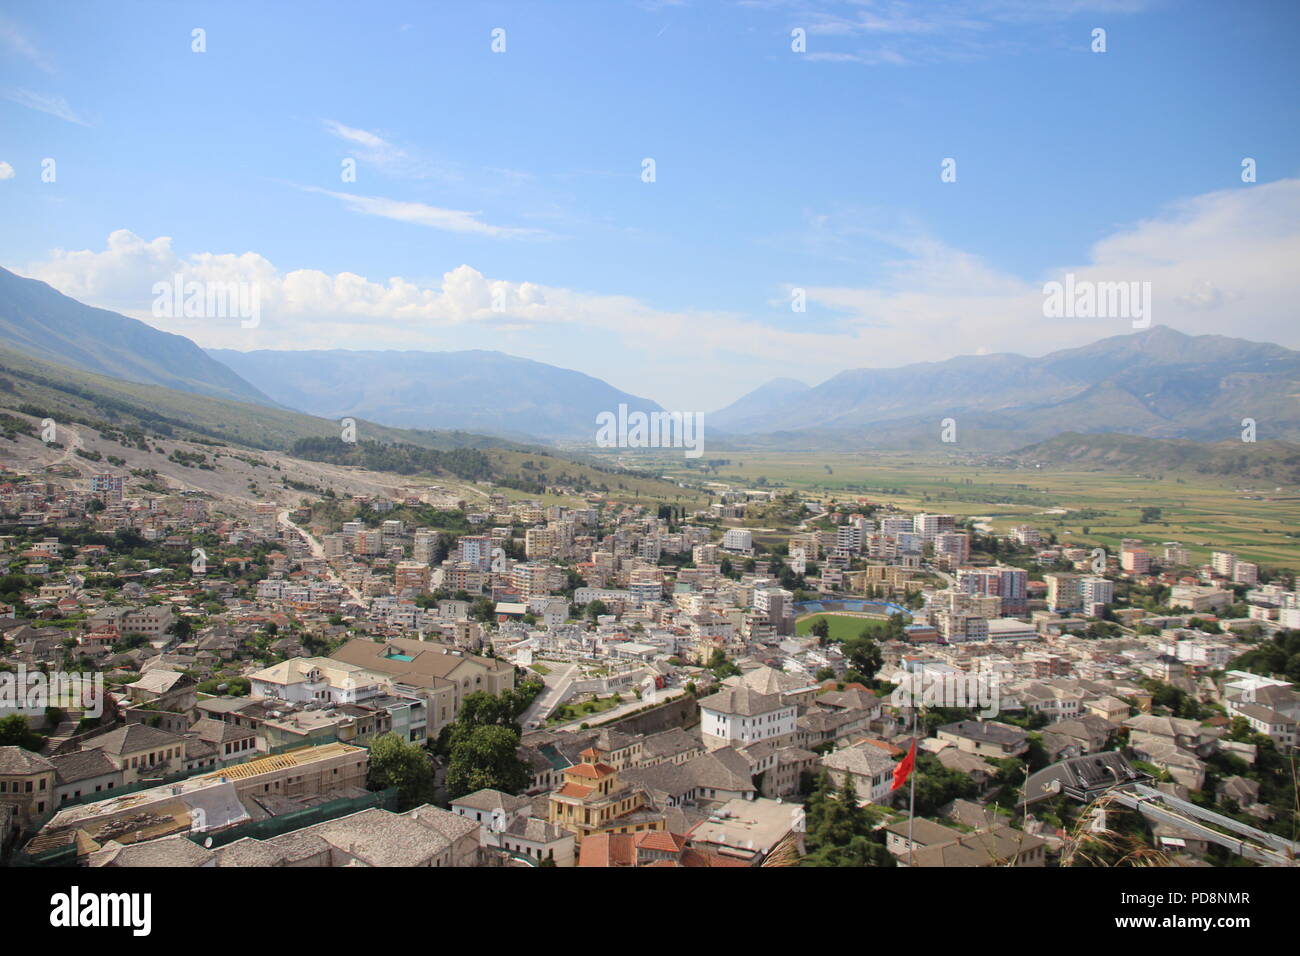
639;451;1300;573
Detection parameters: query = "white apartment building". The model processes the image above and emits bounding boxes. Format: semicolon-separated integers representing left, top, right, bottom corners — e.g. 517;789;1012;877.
699;686;797;749
1158;638;1234;667
1212;551;1237;577
722;529;754;553
1232;561;1258;586
1079;576;1115;611
913;513;956;539
1013;525;1041;546
248;658;383;705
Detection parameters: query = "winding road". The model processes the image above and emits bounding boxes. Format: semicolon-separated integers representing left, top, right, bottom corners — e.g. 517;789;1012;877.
278;509;366;606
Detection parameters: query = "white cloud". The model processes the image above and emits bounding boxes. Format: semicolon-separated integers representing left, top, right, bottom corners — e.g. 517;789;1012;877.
321;120;463;183
793;0;1151;65
323;120;408;170
0;161;14;180
2;87;90;126
299;185;550;240
17;230;841;407
800;177;1300;365
15;178;1300;409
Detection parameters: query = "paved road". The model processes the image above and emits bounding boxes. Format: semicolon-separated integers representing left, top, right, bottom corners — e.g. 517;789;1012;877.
278;509;367;606
520;661;578;728
925;563;955;588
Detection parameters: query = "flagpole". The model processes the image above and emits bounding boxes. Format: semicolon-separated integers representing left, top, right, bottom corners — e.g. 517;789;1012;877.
908;662;921;867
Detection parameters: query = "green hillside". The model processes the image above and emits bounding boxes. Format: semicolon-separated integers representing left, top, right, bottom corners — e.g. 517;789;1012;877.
0;345;707;506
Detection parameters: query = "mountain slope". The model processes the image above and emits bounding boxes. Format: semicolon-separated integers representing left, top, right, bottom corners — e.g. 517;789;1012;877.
709;377;811;431
209;348;664;441
1007;432;1300;485
0;345;705;505
0;267;277;406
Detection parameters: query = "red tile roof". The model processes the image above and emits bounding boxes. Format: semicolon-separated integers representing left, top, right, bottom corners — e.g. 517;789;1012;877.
555;782;595;799
567;761;615;779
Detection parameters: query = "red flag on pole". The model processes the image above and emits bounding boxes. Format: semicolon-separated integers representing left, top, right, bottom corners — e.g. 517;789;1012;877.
892;738;916;791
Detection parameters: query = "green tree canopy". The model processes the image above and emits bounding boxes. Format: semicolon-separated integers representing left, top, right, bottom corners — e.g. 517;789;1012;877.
445;724;529;799
366;732;435;810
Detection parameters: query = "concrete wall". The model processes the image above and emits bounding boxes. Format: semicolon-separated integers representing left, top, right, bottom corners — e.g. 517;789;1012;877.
604;693;698;737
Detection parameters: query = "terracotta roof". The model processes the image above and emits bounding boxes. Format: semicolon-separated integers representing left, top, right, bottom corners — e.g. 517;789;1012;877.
635;830;685;853
680;847;751;867
579;832;635;867
555;782;594;799
566;761;615;779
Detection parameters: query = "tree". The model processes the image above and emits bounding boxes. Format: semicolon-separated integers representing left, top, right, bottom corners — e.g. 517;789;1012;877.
458;690;523;733
708;649;741;679
811;617;830;642
910;754;978;816
0;714;45;752
445;724;529;799
800;771;895;867
367;732;435;810
841;633;883;683
471;597;496;623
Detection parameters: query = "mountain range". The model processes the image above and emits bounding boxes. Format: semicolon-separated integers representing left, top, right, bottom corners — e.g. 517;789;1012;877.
207;348;662;441
1;266;1297;453
710;326;1300;450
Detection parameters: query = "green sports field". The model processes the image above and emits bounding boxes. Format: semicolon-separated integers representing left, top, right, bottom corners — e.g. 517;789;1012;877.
795;613;885;641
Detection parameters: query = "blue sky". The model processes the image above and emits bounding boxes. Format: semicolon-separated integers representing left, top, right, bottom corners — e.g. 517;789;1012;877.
2;0;1298;410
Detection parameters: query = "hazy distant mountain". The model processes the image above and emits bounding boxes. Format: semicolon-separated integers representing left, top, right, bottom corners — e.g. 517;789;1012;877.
0;343;697;502
0;267;276;406
714;326;1300;448
209;348;664;441
709;377;810;431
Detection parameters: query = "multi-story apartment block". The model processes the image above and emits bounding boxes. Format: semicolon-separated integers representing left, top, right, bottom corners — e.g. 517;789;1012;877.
722;529;754;553
1079;576;1115;614
394;561;431;594
913;513;956;539
1045;573;1082;614
1012;525;1041;547
90;474;125;506
354;529;383;556
512;563;562;599
1212;551;1237;577
1120;547;1151;575
458;535;494;571
1232;561;1258;586
525;527;555;560
933;531;970;567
